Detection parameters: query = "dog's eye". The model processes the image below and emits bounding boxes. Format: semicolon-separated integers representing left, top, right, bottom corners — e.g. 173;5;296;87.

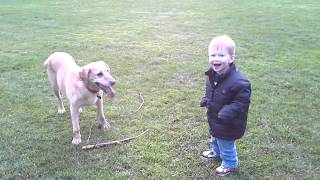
97;72;103;77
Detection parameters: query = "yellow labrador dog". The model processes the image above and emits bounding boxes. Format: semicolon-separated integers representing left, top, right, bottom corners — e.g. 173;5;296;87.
44;52;116;144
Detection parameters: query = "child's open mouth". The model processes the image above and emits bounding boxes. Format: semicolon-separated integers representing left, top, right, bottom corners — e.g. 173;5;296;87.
213;63;221;68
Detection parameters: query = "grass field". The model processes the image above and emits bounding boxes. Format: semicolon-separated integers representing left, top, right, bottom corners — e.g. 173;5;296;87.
0;0;319;179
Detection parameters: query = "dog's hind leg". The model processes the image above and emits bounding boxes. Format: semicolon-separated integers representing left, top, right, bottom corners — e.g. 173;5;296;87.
96;97;110;129
47;68;65;114
55;88;66;114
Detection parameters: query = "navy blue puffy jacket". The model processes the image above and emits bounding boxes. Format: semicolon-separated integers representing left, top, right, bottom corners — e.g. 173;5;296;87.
201;64;251;140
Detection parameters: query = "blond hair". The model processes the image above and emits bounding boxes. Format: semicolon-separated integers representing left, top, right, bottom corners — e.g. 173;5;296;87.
208;35;236;57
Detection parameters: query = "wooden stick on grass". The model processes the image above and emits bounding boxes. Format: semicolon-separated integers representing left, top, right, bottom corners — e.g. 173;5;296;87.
87;92;145;143
82;129;149;150
120;92;144;117
133;92;144;113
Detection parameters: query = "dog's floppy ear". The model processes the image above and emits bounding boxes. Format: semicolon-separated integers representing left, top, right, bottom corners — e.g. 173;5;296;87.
79;68;91;81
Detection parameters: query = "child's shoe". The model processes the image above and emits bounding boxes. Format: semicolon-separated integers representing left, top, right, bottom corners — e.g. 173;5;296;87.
202;150;220;159
215;165;237;176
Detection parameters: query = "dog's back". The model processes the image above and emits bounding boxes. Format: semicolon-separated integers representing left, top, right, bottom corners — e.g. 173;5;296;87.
44;52;78;72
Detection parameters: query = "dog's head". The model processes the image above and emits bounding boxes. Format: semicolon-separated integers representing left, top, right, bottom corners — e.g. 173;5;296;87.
79;61;116;98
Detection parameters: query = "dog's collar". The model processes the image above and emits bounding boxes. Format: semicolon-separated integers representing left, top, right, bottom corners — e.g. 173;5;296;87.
83;81;102;99
85;83;99;94
87;86;103;99
87;87;102;99
86;85;99;94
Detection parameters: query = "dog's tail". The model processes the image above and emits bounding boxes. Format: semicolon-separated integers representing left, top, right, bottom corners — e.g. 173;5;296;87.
43;56;50;67
44;52;57;67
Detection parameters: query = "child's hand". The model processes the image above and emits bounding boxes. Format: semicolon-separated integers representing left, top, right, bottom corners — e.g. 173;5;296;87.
200;98;207;107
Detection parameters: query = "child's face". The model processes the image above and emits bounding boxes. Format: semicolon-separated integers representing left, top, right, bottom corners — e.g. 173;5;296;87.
208;47;234;74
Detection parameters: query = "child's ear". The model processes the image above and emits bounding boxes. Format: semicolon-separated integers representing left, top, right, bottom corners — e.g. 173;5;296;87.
229;55;235;63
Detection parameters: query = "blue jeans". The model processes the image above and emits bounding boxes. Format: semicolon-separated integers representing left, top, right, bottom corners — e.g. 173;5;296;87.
210;136;238;169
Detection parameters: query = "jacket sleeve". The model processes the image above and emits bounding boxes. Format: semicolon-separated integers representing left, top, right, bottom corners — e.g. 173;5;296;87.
200;77;211;107
218;80;251;121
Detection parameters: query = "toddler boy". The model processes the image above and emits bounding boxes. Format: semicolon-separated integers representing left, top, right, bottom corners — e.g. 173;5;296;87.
200;35;251;176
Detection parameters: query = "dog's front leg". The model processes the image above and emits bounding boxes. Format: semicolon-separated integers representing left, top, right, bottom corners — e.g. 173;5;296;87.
70;105;81;144
96;97;110;129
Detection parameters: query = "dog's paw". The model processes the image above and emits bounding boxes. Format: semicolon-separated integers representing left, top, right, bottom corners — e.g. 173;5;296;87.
58;107;66;114
72;138;82;145
72;132;81;144
98;121;111;129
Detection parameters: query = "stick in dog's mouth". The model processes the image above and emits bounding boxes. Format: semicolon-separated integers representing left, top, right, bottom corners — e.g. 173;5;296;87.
93;81;115;99
100;85;115;99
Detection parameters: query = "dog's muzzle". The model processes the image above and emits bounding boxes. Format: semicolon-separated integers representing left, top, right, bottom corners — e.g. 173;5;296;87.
96;81;116;98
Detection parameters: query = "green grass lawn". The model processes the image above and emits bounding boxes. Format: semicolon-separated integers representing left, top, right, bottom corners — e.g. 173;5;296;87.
0;0;319;179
